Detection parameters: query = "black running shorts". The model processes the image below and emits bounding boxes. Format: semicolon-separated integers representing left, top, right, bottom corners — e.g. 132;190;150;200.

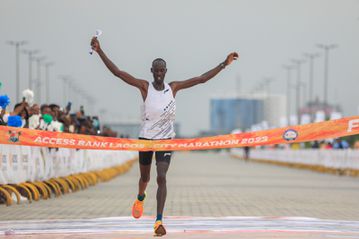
138;137;173;165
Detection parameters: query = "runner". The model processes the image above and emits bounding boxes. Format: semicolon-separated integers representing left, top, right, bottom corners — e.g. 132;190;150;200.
91;36;238;236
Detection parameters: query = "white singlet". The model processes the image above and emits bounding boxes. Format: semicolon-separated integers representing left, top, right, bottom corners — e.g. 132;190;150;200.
139;82;176;139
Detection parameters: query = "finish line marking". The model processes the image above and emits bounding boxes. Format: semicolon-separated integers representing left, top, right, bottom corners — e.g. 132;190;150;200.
1;216;359;235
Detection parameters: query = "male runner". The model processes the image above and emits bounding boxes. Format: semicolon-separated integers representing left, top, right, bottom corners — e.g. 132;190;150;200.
91;37;238;236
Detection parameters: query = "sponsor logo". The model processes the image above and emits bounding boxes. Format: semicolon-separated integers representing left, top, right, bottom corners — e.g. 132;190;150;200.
164;89;169;94
282;129;298;141
8;130;21;143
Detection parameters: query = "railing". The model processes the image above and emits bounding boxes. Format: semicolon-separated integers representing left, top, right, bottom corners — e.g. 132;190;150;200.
0;145;137;206
231;148;359;176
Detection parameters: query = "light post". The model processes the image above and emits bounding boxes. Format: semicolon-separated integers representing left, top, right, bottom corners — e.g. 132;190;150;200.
59;75;71;105
283;65;294;125
87;96;96;115
262;77;274;98
79;91;93;114
70;82;80;109
44;62;54;103
6;40;27;101
251;80;265;94
291;59;306;124
67;79;75;106
300;81;307;110
316;44;338;107
34;56;46;103
22;49;39;90
304;52;320;107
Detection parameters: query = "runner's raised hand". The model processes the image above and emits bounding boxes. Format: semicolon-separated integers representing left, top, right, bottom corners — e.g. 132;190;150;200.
91;37;101;53
224;52;239;66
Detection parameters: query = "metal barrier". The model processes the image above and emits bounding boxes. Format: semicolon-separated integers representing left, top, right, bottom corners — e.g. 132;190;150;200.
231;148;359;176
0;145;137;206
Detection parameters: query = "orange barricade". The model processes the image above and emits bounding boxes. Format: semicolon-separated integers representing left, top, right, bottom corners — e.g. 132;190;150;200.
1;116;359;151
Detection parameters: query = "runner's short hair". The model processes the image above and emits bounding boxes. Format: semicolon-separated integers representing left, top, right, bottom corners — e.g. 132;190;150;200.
152;58;166;67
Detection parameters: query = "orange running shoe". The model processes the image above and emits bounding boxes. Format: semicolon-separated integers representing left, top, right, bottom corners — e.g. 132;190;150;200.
131;193;146;219
154;220;166;237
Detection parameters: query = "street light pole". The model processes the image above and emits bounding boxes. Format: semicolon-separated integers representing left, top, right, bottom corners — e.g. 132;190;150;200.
300;81;307;110
34;56;46;103
316;44;338;107
70;82;79;109
291;59;306;124
262;77;274;98
59;75;71;105
87;96;96;115
304;53;320;106
22;49;39;90
67;79;74;105
283;65;293;125
6;40;27;101
44;62;54;103
79;90;92;113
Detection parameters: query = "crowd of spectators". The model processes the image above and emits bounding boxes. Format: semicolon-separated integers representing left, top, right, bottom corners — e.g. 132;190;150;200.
310;139;351;149
0;91;117;137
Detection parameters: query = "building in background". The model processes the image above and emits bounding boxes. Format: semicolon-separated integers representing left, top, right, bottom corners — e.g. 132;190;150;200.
300;97;342;119
210;94;286;134
210;97;264;134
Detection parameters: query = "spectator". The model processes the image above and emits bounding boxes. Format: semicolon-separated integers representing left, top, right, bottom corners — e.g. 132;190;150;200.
49;104;60;120
47;104;61;132
0;95;10;125
28;104;41;129
354;141;359;149
243;146;250;161
39;104;54;131
325;142;333;149
11;100;30;128
0;107;7;125
1;93;119;137
311;141;320;149
333;138;349;149
40;104;51;115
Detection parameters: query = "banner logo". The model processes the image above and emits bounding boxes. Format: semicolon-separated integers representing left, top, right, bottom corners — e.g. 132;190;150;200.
8;130;21;143
282;129;298;141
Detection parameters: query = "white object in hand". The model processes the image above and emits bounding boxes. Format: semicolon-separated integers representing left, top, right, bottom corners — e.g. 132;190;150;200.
90;29;103;55
22;89;34;106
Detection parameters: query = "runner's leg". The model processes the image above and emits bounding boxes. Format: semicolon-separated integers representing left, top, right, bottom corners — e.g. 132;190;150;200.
138;151;153;196
132;151;153;219
153;152;171;236
155;151;171;218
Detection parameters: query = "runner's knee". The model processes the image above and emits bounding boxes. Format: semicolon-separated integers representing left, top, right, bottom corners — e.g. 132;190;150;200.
156;175;166;186
140;175;150;183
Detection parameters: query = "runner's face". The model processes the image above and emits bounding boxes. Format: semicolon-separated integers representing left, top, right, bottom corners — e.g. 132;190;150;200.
151;64;167;84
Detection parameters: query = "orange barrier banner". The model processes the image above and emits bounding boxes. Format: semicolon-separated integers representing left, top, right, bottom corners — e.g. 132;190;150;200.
1;116;359;151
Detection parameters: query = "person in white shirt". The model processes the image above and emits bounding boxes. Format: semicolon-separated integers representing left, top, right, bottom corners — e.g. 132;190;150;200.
28;104;41;129
91;36;238;236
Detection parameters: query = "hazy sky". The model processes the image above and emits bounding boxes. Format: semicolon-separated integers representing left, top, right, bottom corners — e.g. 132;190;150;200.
1;0;359;135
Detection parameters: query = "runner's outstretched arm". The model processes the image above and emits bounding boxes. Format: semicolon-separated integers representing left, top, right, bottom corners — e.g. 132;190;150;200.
90;37;148;97
169;52;239;96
